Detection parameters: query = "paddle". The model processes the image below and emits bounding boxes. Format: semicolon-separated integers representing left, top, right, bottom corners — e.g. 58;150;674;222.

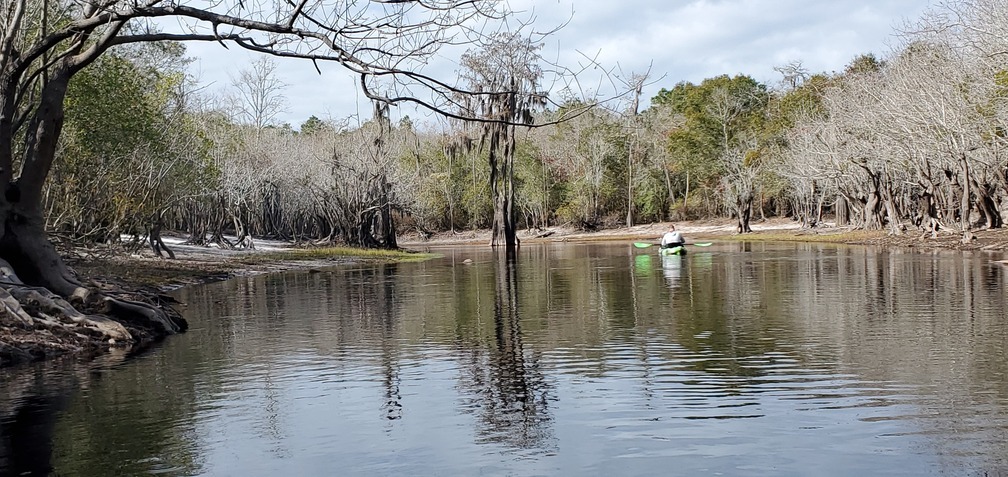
633;241;713;248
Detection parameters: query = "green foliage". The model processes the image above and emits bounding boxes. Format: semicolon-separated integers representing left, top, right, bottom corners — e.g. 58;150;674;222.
550;110;627;224
46;37;971;245
768;73;831;133
50;47;215;241
64;55;164;159
404;136;494;231
995;69;1008;94
844;53;885;76
651;75;770;215
632;168;668;223
299;116;330;135
515;141;561;228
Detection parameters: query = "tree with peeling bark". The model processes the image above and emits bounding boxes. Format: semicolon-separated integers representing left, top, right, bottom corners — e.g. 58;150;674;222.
0;0;520;359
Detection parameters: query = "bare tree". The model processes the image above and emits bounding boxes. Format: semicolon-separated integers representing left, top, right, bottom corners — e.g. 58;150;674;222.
780;1;1008;240
773;60;810;90
550;107;618;227
706;78;767;233
621;72;648;227
229;57;288;129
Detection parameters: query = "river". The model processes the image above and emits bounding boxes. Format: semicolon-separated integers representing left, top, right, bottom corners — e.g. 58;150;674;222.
2;242;1007;476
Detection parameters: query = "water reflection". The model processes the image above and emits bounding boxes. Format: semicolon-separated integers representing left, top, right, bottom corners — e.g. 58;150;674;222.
457;252;555;450
1;242;1007;475
0;351;203;476
0;370;68;476
660;254;683;288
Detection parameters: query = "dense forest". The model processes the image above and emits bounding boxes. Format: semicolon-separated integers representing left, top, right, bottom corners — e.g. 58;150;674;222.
38;0;1008;257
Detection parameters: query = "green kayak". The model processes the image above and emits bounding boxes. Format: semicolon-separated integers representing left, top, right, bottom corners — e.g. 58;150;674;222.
659;245;686;256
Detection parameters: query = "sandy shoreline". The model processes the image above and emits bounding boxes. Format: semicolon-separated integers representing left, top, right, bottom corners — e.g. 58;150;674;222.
400;217;1008;255
398;218;796;246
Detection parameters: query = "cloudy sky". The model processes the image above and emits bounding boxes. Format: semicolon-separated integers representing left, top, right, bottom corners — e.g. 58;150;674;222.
183;0;933;128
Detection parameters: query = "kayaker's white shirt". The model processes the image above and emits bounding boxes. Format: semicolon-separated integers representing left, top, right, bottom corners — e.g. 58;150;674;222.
661;231;684;247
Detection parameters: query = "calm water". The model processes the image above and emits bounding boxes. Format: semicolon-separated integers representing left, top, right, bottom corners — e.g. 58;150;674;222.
2;242;1008;476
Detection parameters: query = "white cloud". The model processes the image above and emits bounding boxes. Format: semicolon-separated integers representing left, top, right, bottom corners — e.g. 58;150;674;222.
183;0;933;127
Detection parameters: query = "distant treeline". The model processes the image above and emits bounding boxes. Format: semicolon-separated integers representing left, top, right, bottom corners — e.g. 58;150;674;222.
49;0;1008;251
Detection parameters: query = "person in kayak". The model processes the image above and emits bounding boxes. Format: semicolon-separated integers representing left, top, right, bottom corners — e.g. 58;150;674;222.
660;225;685;250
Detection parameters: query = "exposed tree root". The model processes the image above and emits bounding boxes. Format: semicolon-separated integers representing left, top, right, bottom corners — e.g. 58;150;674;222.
100;295;185;335
0;288;34;325
1;257;186;368
8;286;131;341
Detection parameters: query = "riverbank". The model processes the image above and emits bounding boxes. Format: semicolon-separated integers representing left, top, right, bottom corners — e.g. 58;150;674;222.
401;217;1008;257
58;218;1008;293
4;217;1008;369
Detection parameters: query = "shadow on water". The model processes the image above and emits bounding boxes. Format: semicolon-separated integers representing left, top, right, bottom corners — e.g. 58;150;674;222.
457;250;555;450
0;349;201;476
377;263;403;421
0;370;68;476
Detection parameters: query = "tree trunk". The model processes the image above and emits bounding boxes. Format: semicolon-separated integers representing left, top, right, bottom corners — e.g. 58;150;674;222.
357;176;398;250
815;192;825;226
914;189;941;237
1;63;186;363
859;168;885;230
149;214;176;259
662;166;673;220
972;180;1001;229
489;128;519;251
2;211;81;298
378;179;398;249
835;194;850;226
879;171;904;236
681;170;690;218
626;145;634;228
957;154;975;242
735;188;753;234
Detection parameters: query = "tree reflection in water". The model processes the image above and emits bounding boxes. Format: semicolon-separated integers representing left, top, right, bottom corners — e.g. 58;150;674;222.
0;376;66;476
377;264;403;421
457;251;555;451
